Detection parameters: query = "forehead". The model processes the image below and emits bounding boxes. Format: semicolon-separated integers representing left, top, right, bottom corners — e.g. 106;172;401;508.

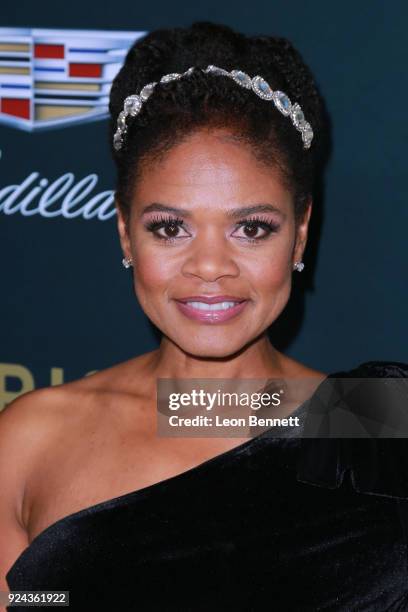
132;129;293;214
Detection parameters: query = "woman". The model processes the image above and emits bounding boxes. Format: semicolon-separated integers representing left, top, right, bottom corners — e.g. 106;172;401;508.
1;21;407;611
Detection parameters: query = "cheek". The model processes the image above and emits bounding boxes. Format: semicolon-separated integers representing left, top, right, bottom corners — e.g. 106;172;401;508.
132;229;293;295
248;247;291;290
132;246;174;294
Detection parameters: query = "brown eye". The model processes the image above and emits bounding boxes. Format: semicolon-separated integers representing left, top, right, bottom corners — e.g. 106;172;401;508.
233;219;280;242
155;222;189;240
162;223;180;238
145;216;189;242
242;224;261;239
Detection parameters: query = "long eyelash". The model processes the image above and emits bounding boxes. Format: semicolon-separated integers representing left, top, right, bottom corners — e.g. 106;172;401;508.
144;215;185;243
236;215;280;243
144;214;280;244
145;215;185;232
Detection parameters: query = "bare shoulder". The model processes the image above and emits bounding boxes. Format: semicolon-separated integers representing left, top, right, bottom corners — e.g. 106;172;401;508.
0;386;70;459
0;351;156;510
1;347;156;435
0;385;87;519
0;381;91;454
76;350;157;398
0;386;72;594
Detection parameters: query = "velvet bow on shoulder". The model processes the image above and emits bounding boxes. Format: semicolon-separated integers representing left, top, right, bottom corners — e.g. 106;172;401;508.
296;361;408;500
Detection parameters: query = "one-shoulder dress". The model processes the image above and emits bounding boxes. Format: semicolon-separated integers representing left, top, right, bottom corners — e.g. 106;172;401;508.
5;360;408;611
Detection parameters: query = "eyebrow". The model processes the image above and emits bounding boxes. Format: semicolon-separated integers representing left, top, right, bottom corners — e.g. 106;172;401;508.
140;203;285;219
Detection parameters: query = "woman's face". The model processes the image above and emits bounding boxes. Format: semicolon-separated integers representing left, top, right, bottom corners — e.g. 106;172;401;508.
117;128;311;357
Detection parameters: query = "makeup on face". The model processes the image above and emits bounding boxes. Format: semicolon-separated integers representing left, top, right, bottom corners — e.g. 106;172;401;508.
124;129;298;342
140;202;285;246
173;296;249;324
136;202;287;324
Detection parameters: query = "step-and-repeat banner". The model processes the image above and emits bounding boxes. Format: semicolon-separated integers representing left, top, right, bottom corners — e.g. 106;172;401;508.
1;5;407;409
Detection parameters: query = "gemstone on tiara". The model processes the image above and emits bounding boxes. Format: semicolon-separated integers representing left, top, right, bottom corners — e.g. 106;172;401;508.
252;76;274;100
204;65;230;76
290;103;306;129
230;70;252;89
117;110;127;128
160;72;182;83
124;95;142;116
273;91;292;116
114;64;313;151
140;82;157;101
301;122;313;148
113;129;124;151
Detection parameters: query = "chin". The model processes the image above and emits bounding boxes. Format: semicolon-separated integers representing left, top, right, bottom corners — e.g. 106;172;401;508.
174;334;252;360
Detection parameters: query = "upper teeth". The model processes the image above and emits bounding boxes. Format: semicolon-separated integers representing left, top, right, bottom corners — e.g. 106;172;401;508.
186;301;239;311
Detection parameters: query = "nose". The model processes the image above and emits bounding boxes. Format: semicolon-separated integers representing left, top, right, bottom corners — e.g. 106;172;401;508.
180;229;240;282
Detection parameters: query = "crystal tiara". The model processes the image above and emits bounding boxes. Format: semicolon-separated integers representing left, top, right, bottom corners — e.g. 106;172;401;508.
113;64;314;152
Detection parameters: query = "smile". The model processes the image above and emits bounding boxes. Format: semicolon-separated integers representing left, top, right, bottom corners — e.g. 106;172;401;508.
185;301;239;311
174;299;249;324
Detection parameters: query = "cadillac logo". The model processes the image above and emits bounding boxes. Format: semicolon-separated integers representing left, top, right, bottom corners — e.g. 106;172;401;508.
0;27;144;131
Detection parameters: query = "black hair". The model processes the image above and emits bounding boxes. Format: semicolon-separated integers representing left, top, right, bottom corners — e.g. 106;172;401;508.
108;21;329;228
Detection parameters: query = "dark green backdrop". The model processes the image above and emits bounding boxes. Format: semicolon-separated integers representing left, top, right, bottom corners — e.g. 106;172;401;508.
1;1;407;405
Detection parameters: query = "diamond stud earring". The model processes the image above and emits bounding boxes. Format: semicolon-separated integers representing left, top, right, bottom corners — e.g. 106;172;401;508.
293;261;305;272
122;257;133;269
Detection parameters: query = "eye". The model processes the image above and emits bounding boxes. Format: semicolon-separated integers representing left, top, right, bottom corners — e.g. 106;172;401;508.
232;217;281;243
144;214;281;244
144;216;189;242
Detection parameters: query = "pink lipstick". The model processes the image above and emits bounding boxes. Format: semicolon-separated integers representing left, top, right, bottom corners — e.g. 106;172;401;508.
174;295;249;324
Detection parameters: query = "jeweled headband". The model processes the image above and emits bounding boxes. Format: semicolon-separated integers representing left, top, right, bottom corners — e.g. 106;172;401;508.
113;64;313;152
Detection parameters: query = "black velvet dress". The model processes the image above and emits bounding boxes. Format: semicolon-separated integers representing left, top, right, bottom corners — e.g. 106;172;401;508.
6;361;408;611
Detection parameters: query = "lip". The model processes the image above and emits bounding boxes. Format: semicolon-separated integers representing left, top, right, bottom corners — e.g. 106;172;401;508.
174;297;249;324
175;295;247;304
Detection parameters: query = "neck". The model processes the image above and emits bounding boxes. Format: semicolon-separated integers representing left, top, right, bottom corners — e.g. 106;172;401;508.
150;333;285;380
